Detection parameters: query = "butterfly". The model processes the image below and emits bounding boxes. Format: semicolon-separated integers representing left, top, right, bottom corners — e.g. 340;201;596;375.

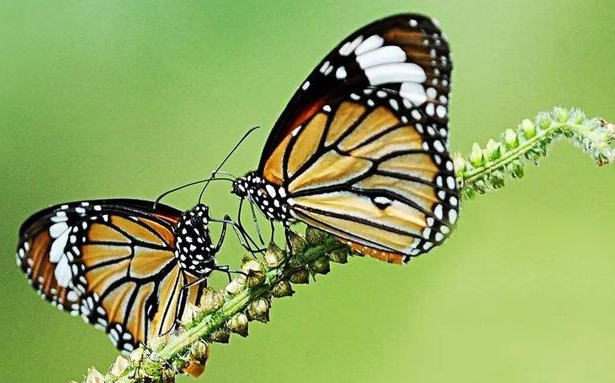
16;199;243;352
231;14;459;264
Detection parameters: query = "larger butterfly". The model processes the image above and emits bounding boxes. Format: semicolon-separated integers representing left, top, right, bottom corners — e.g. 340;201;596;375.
232;14;459;263
16;199;237;352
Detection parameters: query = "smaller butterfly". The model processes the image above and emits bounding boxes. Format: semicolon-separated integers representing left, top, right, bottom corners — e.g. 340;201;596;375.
16;127;262;352
16;198;254;352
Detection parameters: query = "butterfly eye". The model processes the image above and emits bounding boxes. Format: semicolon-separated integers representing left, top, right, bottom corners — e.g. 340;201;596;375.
232;179;248;197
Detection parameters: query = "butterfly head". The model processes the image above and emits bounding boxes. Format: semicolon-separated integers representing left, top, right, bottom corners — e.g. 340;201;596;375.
174;204;216;276
232;172;293;223
231;172;256;199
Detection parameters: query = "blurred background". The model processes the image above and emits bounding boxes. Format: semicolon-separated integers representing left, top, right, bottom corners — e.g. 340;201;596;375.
1;1;614;382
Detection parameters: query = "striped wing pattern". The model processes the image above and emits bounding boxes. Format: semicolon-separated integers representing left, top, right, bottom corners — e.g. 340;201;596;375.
260;14;458;263
16;200;202;352
264;94;458;263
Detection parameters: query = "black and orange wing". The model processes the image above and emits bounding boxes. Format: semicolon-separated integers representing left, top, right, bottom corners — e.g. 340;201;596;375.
259;13;452;172
16;199;202;352
259;14;457;263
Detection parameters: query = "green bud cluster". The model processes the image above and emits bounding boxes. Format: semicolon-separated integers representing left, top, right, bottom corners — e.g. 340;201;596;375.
455;107;614;199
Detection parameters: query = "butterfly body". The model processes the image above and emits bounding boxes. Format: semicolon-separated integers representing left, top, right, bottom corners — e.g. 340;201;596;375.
233;172;294;224
234;14;459;264
16;199;225;352
174;204;218;277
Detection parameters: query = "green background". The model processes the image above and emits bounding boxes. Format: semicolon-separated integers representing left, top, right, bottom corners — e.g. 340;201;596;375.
1;1;614;382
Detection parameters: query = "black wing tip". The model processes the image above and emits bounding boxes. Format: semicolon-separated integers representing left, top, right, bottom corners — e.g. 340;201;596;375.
18;198;183;237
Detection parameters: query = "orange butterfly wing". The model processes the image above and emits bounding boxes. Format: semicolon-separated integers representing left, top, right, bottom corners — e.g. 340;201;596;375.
17;199;202;352
258;15;457;262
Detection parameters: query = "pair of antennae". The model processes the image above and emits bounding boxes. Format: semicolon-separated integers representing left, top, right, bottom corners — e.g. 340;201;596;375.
154;126;259;207
197;126;260;204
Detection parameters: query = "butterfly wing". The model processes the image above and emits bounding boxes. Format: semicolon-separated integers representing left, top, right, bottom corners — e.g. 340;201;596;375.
16;199;202;352
259;13;451;172
259;14;457;263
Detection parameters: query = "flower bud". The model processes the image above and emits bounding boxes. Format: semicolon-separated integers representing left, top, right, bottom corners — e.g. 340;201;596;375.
199;288;224;314
485;139;502;160
511;159;524;178
310;257;330;275
225;279;245;296
271;280;294;298
181;302;201;323
474;179;487;194
129;347;144;364
305;227;328;245
552;106;569;123
290;267;310;284
504;129;519;149
287;230;308;254
264;242;285;267
85;368;104;383
241;259;265;287
210;329;230;343
328;249;348;264
247;298;270;323
227;313;249;337
160;368;175;383
469;143;484;167
452;152;466;175
521;119;536;139
184;341;210;377
489;170;505;188
110;355;129;377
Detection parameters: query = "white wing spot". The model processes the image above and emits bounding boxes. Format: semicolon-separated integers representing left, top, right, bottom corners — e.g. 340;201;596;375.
335;66;347;80
339;35;364;56
365;63;426;86
400;82;427;106
355;34;384;55
356;45;405;69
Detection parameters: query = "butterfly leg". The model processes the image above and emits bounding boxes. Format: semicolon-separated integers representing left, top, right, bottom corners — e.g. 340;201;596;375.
209;216;265;254
248;200;265;246
211;264;248;283
283;225;294;266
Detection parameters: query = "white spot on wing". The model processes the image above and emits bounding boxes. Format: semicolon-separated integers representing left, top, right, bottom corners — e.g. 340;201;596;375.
400;82;427;106
54;255;72;287
49;230;69;263
319;61;331;74
355;35;384;55
356;46;405;69
335;66;347;79
339;35;364;56
365;63;426;86
49;222;68;238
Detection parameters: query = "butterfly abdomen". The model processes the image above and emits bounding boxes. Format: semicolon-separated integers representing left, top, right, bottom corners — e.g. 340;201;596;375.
174;204;217;277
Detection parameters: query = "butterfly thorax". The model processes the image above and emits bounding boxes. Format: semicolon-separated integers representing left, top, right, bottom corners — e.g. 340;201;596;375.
233;172;294;225
174;204;216;277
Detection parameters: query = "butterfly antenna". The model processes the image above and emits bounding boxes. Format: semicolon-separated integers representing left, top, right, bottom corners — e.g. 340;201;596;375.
198;126;259;204
215;170;239;179
155;177;234;208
